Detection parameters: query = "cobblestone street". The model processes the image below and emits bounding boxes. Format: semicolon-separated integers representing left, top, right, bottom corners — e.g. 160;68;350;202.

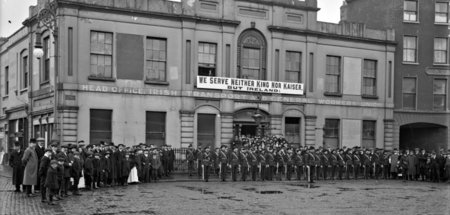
0;165;449;215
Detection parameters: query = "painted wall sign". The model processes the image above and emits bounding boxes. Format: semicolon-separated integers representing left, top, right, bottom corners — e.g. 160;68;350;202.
196;76;304;95
78;84;392;108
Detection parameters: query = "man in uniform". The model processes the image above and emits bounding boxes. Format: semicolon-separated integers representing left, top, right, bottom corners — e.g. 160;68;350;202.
248;147;258;181
362;149;371;180
265;147;276;181
294;148;304;181
345;149;354;180
239;148;250;181
196;146;203;178
305;147;316;183
285;148;294;181
330;150;338;180
230;147;240;181
321;150;330;180
258;148;267;181
353;149;362;180
57;145;72;196
202;147;213;182
218;145;229;181
186;144;195;176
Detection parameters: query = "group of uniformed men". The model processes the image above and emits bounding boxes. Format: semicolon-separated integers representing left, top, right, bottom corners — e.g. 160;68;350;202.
187;136;450;183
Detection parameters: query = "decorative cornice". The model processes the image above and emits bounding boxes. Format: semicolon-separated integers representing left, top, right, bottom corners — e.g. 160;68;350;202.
267;25;397;46
57;105;79;111
236;0;320;11
5;104;28;114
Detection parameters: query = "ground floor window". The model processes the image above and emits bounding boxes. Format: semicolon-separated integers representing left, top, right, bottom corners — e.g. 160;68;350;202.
7;118;27;152
323;119;339;149
362;120;376;148
285;117;301;146
34;122;53;148
90;109;112;145
146;111;166;146
197;114;215;148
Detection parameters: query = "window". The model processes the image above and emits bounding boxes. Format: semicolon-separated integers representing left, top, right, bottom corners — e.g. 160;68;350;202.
433;79;447;110
146;111;166;146
434;38;448;64
285;117;300;146
403;36;417;63
90;109;112;145
402;77;417;109
4;66;8;95
404;0;418;22
198;42;217;76
362;120;376;149
323;119;339;149
145;38;166;82
325;56;341;94
285;51;301;83
362;59;377;96
435;2;449;23
21;55;28;89
90;31;113;78
238;30;267;80
197;114;215;148
43;37;50;83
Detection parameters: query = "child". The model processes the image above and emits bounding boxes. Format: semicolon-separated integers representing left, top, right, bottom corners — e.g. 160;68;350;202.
121;153;131;186
93;153;101;189
57;158;65;199
84;152;94;190
39;149;52;202
71;152;82;195
45;160;59;205
151;150;161;182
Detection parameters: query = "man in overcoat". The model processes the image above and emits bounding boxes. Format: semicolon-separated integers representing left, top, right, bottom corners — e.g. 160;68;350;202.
22;138;39;197
9;141;24;192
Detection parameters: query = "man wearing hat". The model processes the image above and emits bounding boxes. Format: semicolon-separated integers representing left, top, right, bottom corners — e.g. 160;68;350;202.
9;141;24;192
71;151;83;195
35;137;46;192
39;149;52;202
22;138;39;197
305;146;316;183
45;159;60;205
114;144;126;185
186;144;195;177
218;145;229;181
57;145;72;196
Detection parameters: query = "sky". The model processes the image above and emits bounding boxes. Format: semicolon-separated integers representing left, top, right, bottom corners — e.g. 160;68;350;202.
0;0;342;38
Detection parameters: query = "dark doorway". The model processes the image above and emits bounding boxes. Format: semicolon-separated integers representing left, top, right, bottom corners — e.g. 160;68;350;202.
400;123;447;151
241;124;257;136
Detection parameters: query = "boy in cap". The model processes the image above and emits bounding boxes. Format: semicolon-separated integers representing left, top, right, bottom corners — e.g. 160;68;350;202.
71;152;83;195
84;151;94;190
45;160;59;205
39;149;52;202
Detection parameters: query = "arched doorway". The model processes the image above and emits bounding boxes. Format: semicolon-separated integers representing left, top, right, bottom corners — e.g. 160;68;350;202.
400;123;448;151
233;108;270;138
237;29;267;80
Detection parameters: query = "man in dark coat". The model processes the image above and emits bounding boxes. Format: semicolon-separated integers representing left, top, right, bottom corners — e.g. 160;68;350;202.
70;152;82;195
57;145;72;196
34;137;45;192
114;144;125;185
38;149;52;202
9;142;24;192
121;153;132;185
186;144;195;176
45;160;59;205
84;152;94;190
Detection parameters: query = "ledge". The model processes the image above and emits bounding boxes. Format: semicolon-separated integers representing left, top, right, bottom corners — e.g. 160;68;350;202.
361;95;379;100
323;92;342;97
19;88;28;95
88;76;116;82
40;81;50;86
144;80;169;86
402;62;419;65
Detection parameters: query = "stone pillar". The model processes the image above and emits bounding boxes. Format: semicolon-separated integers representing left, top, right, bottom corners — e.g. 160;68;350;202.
180;110;194;148
305;116;317;147
59;107;78;145
270;115;282;135
220;113;233;146
384;119;395;150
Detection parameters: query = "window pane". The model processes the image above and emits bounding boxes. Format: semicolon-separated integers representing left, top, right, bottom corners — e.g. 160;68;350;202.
404;1;417;11
362;121;376;139
90;109;112;144
90;31;113;77
146;111;166;146
146;38;167;81
403;94;416;109
433;95;446;110
434;79;446;94
402;78;416;93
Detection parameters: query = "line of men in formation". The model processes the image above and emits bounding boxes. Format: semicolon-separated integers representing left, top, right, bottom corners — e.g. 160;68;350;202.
187;136;450;183
9;138;176;205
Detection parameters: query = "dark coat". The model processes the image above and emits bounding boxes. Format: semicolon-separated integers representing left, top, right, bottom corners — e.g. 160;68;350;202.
84;157;94;177
71;157;82;178
45;166;59;190
38;156;51;179
57;152;71;178
22;147;39;185
122;158;132;176
114;150;125;178
9;150;24;185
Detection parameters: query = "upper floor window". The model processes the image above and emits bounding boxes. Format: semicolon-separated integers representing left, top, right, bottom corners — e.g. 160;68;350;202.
198;42;217;76
404;0;418;22
21;53;28;89
435;2;449;23
4;66;9;96
42;37;50;83
237;29;266;80
433;79;447;110
362;59;377;96
402;77;417;109
146;37;167;82
90;31;113;78
403;36;417;63
325;56;341;94
285;51;302;83
434;38;448;64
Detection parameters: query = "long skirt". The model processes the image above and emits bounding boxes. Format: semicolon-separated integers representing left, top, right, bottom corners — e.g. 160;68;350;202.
78;170;85;188
128;167;139;183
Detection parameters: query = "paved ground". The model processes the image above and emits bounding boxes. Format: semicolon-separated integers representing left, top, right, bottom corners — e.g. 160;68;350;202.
0;165;449;215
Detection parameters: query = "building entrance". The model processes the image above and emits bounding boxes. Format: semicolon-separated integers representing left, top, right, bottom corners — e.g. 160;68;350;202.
233;108;270;139
400;123;448;151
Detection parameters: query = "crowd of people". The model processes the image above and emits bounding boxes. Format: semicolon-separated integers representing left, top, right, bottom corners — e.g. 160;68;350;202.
6;135;450;206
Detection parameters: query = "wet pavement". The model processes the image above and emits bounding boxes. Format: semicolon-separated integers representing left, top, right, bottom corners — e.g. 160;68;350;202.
0;165;449;215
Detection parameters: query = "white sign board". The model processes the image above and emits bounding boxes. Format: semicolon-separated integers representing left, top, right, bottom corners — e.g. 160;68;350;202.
197;76;304;95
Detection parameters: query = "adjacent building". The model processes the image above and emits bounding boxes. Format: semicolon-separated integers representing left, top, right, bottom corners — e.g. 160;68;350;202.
342;0;450;151
0;0;395;152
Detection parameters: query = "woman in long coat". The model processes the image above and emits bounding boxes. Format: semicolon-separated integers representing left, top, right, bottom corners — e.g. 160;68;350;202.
22;139;39;196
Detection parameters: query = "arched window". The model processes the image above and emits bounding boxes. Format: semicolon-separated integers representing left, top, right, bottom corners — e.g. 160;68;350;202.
237;29;267;80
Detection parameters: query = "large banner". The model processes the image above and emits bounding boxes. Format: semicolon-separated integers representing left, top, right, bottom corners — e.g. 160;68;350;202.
196;76;304;95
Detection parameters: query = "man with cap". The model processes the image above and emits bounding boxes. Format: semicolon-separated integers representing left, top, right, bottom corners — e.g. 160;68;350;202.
196;146;203;178
9;141;24;192
336;149;345;180
258;148;267;181
353;149;362;180
57;145;72;196
22;138;39;197
248;147;259;181
230;147;240;182
218;145;229;181
84;151;94;190
114;144;126;185
265;147;276;181
202;147;213;182
305;146;316;183
186;144;196;177
38;149;52;202
71;151;83;195
45;160;60;205
390;149;399;179
239;147;250;181
293;148;304;181
418;148;428;181
35;137;46;192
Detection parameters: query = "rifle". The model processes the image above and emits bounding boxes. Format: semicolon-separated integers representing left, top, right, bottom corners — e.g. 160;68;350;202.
202;164;205;181
307;165;311;182
258;163;261;175
276;163;279;175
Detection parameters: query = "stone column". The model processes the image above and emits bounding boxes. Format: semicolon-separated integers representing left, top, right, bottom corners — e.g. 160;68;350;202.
180;110;194;148
305;115;317;147
270;115;282;136
220;112;233;146
384;119;395;150
59;107;78;145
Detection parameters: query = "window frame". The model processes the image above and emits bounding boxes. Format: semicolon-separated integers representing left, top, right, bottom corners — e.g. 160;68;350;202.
323;118;340;148
435;2;449;24
145;37;167;83
362;120;376;149
403;0;418;22
198;42;217;77
89;109;113;145
402;77;417;109
362;59;377;97
89;31;114;80
145;111;166;146
285;51;302;83
434;37;449;65
41;36;50;84
4;66;9;96
324;55;342;95
20;51;29;90
433;78;447;111
403;35;418;63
